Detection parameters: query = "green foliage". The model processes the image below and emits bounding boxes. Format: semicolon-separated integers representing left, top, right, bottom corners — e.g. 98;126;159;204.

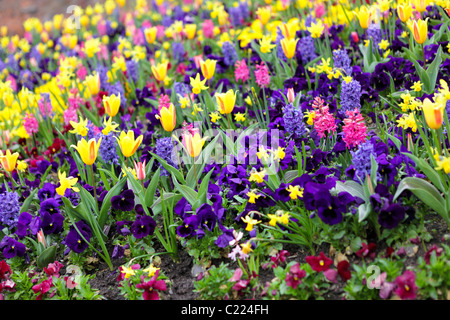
193;263;235;300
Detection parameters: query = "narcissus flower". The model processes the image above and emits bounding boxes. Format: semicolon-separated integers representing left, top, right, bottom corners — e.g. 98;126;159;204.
199;59;216;80
286;185;303;200
422;98;444;130
215;89;237;114
69;117;89;137
156;103;176;132
103;93;121;117
116;130;144;158
249;168;266;184
241;215;261;231
190;73;208;94
71;137;102;166
0;149;19;172
151;61;168;82
259;35;276;54
307;21;324;38
56;170;79;196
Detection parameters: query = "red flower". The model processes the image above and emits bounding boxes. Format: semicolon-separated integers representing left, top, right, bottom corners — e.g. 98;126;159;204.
394;270;417;300
285;263;306;289
425;245;443;264
306;252;333;272
44;261;64;278
0;261;11;280
135;270;167;300
32;277;54;300
356;242;377;259
337;260;351;282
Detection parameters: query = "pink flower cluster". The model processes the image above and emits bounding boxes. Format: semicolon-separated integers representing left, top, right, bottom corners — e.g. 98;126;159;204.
234;59;249;83
312;97;336;138
23;112;39;135
254;62;270;88
342;108;367;149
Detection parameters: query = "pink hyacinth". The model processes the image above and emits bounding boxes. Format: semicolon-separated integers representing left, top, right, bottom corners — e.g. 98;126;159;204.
342;108;367;149
23;113;39;135
312;97;336;138
255;62;270;88
202;20;215;39
38;96;53;117
63;107;78;126
234;59;249;83
158;94;171;112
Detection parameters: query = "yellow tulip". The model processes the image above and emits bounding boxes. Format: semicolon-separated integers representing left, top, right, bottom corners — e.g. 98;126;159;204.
144;26;158;44
215;90;237;114
256;6;271;25
85;72;100;96
353;6;372;29
116;130;143;158
103;93;121;117
200;59;216;80
184;24;197;40
0;149;19;172
412;0;428;13
422;98;444;130
151;61;168;82
280;38;299;59
156;103;177;132
408;18;428;44
71;137;102;166
182;130;208;158
2;90;14;107
397;4;412;23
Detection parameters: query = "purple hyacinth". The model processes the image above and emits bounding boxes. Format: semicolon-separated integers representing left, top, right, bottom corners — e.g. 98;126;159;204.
298;35;317;65
98;132;119;165
222;41;238;67
155;137;178;176
339;79;361;116
172;42;185;62
282;103;307;138
276;27;287;62
351;140;377;182
367;23;382;48
0;192;20;229
333;49;352;76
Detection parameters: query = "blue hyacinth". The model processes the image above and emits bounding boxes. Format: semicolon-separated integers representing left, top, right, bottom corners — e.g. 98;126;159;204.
222;41;238;67
0;192;20;229
298;36;317;65
333;49;352;76
98;132;119;165
282;103;307;138
351;140;378;182
339;79;362;116
155;137;178;176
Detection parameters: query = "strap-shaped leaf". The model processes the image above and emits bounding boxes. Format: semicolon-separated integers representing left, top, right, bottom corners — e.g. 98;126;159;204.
335;180;368;202
394;177;447;219
145;166;161;207
98;176;127;228
402;152;445;193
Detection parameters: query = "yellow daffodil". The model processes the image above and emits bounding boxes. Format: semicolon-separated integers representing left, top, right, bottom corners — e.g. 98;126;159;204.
210;112;221;123
241;241;253;255
249;168;266;184
71;137;102;166
241;215;261;231
190;73;208;94
307;21;324;38
0;150;19;172
259;35;276;53
156;103;177;132
286;185;304;200
102;116;119;135
216;89;237;114
247;191;261;204
16;160;27;172
234;112;246;122
116;130;144;158
411;81;422;92
435;156;450;174
55;170;80;196
69;117;89;137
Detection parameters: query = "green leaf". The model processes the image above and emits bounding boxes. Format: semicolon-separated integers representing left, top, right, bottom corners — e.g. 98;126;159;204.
394;177;447;219
358;202;373;223
150;152;185;184
98;176;127;228
20;188;38;213
335;180;368;202
37;245;57;269
402;152;445;193
151;193;183;216
145;166;161;207
172;174;198;207
424;45;442;94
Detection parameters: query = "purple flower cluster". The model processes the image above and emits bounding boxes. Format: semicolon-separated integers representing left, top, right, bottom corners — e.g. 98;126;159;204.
339;79;361;116
0;192;20;229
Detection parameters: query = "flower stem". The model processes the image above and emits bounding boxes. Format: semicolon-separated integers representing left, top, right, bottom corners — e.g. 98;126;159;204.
90;165;98;211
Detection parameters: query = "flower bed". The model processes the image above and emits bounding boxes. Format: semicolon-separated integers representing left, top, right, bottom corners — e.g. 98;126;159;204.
0;0;450;302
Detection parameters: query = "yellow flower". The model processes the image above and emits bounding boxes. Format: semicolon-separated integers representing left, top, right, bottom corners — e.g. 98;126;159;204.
121;167;137;179
234;112;246;122
189;73;208;94
241;215;261;231
102;116;119;135
84;72;100;96
411;81;422;92
156;103;177;132
71;137;102;166
256;146;270;162
143;264;160;277
307;21;324;38
407;18;428;45
435;156;450;174
215;89;237;114
280;37;299;59
16;160;27;172
103;93;121;117
256;6;271;25
184;23;197;39
422;98;444;130
286;185;304;200
181;129;208;158
200;59;216;80
249;168;266;184
397;3;412;23
55;170;80;196
241;241;253;255
69;117;89;137
144;26;158;44
151;61;168;82
246;191;261;204
210;112;221;123
259;35;276;54
120;265;136;279
353;6;373;29
0;150;19;172
378;39;389;50
84;37;101;58
116;130;144;158
272;147;286;161
412;0;428;13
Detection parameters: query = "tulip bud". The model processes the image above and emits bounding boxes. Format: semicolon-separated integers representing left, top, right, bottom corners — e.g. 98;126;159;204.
37;230;47;248
351;32;359;43
287;88;295;103
134;160;146;181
